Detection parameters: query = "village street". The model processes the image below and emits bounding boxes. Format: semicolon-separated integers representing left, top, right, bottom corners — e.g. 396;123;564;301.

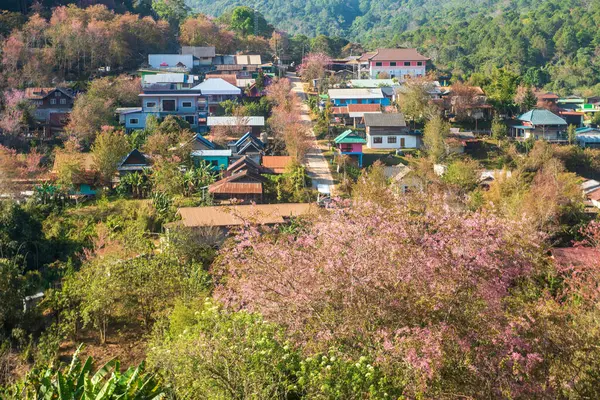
287;73;335;190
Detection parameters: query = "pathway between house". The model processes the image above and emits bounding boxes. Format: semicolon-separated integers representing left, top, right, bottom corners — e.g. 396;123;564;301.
287;73;335;191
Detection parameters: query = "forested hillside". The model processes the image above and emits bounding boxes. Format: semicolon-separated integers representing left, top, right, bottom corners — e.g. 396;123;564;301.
188;0;600;93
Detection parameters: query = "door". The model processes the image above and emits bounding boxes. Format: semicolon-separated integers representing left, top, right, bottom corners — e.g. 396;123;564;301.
400;137;405;148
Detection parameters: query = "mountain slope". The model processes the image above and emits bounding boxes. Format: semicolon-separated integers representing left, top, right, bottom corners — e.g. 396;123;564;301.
186;0;498;39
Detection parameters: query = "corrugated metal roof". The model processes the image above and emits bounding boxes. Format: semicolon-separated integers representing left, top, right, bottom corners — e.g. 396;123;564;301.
191;149;232;157
347;104;381;113
143;73;186;84
518;109;567;126
235;55;262;65
181;46;215;58
261;156;293;171
364;112;406;127
191;78;241;95
209;182;262;194
328;88;384;100
207;116;265;126
177;203;315;227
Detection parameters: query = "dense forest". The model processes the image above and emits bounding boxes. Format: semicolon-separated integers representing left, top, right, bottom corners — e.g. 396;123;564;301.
186;0;600;94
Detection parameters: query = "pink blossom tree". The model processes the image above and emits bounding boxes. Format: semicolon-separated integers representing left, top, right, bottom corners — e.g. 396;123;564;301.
214;197;559;398
298;52;332;83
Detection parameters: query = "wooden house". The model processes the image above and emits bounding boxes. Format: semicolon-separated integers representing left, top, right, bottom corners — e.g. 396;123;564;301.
228;132;266;164
261;156;293;174
117;149;152;178
208;169;267;203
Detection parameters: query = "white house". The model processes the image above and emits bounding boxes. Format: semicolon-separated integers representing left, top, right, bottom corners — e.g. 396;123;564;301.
364;113;420;149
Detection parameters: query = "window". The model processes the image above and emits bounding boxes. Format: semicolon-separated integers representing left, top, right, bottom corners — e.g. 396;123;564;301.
129;118;139;124
358;99;364;104
387;136;397;144
182;101;192;108
417;61;423;66
55;91;61;97
146;102;156;108
390;62;397;67
184;115;195;125
404;62;411;66
162;99;176;111
50;99;56;105
400;137;405;148
373;136;383;144
210;160;219;167
375;62;382;67
60;98;66;105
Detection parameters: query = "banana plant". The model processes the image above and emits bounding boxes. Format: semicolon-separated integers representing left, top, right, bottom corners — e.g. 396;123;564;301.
2;345;166;399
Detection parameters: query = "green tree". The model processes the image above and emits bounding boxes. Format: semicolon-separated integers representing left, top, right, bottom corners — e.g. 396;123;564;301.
442;159;480;193
567;124;577;145
92;128;131;185
423;115;450;162
152;0;189;26
491;114;508;142
397;80;437;128
2;347;165;399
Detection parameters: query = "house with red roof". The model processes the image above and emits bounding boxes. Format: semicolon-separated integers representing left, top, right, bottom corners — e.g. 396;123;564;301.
358;49;428;80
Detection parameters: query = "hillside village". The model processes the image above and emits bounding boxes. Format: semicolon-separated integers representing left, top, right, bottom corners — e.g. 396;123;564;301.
2;2;600;399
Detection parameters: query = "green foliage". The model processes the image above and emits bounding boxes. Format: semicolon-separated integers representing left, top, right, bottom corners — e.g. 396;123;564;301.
442;159;480;193
92;128;131;185
1;346;165;399
220;6;274;37
423;115;450;162
152;0;189;26
264;162;312;203
567;124;577;145
149;300;400;399
491;114;508;142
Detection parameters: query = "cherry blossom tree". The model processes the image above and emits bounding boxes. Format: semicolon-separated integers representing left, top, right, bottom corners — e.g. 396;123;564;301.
298;52;331;83
215;197;555;398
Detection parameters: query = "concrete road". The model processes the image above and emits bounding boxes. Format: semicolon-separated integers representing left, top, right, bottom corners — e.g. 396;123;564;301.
287;73;335;190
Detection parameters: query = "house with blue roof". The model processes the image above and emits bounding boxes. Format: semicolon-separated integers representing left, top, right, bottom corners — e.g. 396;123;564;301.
511;109;567;142
334;130;367;167
576;127;600;149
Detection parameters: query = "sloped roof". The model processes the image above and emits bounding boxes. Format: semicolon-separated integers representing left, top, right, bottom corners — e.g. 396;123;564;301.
518;109;567;126
181;46;215;58
235;55;262;65
118;149;150;169
25;87;73;100
364;112;407;127
52;152;95;173
227;156;263;174
191;149;232;157
192;78;241;95
212;55;235;65
347;104;381;113
192;134;216;150
370;48;429;61
231;132;265;152
208;116;265;126
328;88;384;100
350;79;397;88
334;130;367;144
177;203;315;227
261;156;293;173
209;182;262;195
206;74;237;86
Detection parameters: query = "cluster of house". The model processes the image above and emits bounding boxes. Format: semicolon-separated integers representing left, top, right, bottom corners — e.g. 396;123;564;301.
116;46;275;133
51;130;293;203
